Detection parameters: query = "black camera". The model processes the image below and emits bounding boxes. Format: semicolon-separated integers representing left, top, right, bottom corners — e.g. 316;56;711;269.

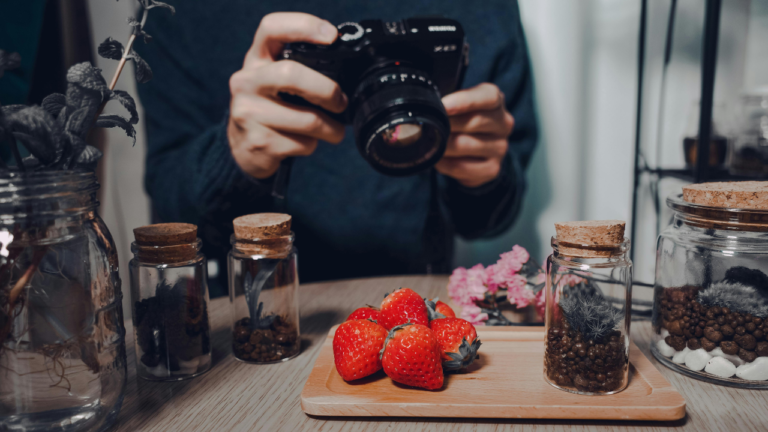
282;17;468;176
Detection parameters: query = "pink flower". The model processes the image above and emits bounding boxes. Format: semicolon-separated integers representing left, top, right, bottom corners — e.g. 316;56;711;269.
484;264;500;294
447;264;488;306
465;263;488;303
447;267;470;306
460;303;488;326
492;245;530;287
506;274;535;308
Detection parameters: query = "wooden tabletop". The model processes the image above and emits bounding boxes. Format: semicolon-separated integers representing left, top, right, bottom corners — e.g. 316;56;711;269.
110;275;768;432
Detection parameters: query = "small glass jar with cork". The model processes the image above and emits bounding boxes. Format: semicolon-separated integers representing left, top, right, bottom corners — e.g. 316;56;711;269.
544;220;632;395
129;223;212;381
229;213;300;363
653;182;768;388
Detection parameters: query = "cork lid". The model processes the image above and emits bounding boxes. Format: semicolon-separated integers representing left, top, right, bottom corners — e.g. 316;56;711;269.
683;181;768;210
134;223;197;246
233;213;291;240
554;220;626;258
133;223;199;263
232;213;292;256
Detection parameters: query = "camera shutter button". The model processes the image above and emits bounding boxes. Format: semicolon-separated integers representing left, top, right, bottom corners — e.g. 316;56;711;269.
337;22;365;41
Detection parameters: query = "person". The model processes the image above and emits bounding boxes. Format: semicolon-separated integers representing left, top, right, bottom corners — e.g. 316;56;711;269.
136;1;537;296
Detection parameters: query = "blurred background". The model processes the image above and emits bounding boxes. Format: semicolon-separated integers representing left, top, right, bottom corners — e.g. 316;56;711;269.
1;0;767;309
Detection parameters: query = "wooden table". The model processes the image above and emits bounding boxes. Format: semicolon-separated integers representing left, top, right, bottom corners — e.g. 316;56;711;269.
110;275;768;432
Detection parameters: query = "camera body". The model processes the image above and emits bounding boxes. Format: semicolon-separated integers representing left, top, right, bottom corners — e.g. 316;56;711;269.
282;17;469;176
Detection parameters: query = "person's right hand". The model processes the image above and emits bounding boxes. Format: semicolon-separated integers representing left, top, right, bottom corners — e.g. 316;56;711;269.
227;13;348;179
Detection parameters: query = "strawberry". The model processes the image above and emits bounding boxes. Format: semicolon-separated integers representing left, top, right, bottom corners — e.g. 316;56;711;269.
346;306;380;322
380;323;444;390
333;319;389;381
379;287;429;330
425;298;456;319
429;318;482;371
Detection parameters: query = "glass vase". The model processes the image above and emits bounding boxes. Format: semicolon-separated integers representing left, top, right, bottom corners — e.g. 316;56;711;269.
0;171;127;431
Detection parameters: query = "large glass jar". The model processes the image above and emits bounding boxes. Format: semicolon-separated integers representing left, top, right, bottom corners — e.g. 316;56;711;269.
229;214;300;363
0;171;126;431
653;193;768;388
544;221;632;395
129;223;212;381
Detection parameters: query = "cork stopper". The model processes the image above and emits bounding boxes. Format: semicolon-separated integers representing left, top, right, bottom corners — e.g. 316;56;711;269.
232;213;292;256
133;223;199;263
554;220;626;258
683;181;768;210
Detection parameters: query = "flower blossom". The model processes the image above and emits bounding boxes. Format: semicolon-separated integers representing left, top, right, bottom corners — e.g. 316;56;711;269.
460;303;488;326
491;245;530;288
448;264;488;306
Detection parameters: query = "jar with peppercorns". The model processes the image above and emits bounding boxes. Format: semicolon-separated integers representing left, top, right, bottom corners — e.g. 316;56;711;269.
653;182;768;388
544;220;632;395
229;213;300;363
129;223;212;381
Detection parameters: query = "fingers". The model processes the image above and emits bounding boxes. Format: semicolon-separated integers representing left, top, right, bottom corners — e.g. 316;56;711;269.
231;96;345;144
229;122;319;178
443;133;508;158
435;156;502;188
450;108;515;136
248;13;337;63
442;83;504;116
231;61;348;114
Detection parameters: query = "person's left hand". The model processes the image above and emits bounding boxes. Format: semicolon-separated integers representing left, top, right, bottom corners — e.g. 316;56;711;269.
437;83;515;188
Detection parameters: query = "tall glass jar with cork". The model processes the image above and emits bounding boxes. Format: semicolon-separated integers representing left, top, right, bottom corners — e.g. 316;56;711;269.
544;220;632;395
229;213;300;363
129;223;212;381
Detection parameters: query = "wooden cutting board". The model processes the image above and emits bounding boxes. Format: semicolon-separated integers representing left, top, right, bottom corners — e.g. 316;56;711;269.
301;326;686;420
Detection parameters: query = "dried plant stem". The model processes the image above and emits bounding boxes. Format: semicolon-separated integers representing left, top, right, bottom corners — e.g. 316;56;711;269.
8;248;46;307
95;8;149;119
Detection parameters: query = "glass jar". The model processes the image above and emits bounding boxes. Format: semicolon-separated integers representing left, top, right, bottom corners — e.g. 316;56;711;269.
129;224;212;381
0;171;126;431
228;226;300;364
544;227;632;395
729;91;768;177
652;194;768;388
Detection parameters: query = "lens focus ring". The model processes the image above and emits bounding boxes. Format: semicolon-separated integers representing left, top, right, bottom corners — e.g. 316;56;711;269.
352;66;449;176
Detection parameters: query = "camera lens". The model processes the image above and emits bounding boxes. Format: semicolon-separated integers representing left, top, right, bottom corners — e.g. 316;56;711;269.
352;65;450;176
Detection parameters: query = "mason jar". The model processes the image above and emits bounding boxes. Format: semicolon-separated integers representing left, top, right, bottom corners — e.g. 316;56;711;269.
653;192;768;388
228;214;300;363
544;221;632;395
129;223;212;381
0;171;126;431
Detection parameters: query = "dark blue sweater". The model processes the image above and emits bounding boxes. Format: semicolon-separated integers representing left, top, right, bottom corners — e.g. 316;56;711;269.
136;0;537;294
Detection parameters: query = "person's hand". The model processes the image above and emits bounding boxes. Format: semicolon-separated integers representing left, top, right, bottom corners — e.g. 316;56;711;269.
436;83;515;188
227;13;348;179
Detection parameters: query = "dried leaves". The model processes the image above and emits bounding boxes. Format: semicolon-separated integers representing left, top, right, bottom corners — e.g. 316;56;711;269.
1;0;174;172
97;37;124;61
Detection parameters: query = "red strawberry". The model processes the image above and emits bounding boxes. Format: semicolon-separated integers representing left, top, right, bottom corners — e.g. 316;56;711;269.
425;298;456;319
429;318;482;371
346;306;380;322
333;319;389;381
380;323;444;390
379;287;429;330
